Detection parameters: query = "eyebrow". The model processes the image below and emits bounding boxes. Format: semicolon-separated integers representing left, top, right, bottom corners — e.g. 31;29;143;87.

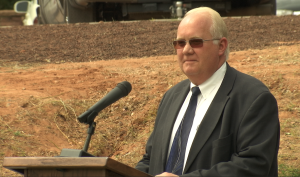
175;37;203;40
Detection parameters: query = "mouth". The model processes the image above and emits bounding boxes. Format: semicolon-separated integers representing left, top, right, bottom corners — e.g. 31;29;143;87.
184;60;197;63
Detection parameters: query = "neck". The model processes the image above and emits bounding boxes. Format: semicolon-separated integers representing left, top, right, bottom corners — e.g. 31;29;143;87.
189;61;226;86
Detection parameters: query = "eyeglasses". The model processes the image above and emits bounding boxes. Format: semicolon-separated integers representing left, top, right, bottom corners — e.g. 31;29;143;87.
172;38;220;49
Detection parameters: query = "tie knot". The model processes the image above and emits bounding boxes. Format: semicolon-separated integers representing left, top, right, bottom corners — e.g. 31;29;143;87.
192;87;200;96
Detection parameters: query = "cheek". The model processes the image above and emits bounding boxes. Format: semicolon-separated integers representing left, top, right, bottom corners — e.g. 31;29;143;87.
195;46;218;59
176;50;184;61
176;56;184;71
176;49;182;56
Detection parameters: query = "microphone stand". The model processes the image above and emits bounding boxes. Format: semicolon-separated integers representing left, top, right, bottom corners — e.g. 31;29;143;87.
59;115;97;157
58;81;131;157
83;121;96;153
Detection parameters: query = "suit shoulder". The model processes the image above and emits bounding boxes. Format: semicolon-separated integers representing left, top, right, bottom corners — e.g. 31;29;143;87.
167;79;190;93
233;67;270;93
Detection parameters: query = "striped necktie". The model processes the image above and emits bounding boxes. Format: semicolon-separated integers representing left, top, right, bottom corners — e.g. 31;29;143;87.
165;86;200;175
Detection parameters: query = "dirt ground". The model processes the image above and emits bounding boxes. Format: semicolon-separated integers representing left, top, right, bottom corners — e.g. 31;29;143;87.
0;15;300;176
1;15;300;63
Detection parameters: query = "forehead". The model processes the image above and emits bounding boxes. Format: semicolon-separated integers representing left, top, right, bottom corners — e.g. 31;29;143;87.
177;12;212;39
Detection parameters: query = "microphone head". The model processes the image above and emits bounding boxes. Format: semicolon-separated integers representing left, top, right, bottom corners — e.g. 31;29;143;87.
117;81;132;96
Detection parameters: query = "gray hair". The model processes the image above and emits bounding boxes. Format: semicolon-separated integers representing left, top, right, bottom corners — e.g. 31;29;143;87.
184;7;230;60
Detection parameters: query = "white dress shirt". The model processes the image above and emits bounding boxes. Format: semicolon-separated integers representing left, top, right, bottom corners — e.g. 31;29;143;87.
167;62;227;171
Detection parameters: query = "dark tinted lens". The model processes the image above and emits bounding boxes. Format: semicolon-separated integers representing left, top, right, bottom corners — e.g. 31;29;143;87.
189;39;203;48
173;40;186;49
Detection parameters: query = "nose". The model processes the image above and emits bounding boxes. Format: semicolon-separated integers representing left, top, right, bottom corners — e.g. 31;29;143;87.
182;41;194;55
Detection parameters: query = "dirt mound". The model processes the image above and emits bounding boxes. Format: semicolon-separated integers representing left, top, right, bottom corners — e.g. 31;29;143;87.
1;15;300;64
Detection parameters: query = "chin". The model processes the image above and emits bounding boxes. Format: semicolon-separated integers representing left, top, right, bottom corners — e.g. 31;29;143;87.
183;71;200;77
183;67;199;74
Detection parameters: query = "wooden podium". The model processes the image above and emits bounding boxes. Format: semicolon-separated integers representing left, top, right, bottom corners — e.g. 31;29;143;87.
3;157;152;177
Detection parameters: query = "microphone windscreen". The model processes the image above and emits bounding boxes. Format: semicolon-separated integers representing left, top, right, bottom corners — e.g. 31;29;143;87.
117;81;132;96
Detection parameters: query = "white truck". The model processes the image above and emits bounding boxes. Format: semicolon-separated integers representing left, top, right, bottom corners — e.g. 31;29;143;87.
14;0;277;25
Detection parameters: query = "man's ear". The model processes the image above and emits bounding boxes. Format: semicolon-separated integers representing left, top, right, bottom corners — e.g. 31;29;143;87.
218;37;228;56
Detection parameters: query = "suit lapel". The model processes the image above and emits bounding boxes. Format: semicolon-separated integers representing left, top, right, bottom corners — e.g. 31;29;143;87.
161;81;190;167
184;63;237;173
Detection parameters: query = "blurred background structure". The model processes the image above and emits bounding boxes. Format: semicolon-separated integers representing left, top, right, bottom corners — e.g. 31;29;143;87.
0;0;27;26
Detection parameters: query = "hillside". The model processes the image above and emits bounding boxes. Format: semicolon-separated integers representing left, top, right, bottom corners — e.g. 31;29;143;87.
1;15;300;176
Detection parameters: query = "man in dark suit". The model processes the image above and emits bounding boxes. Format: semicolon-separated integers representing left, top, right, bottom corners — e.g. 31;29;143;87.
135;7;280;177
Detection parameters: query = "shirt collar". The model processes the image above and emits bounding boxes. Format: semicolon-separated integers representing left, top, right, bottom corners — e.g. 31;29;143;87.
190;62;227;99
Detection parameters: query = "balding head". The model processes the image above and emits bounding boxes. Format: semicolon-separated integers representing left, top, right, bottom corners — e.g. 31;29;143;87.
183;7;230;60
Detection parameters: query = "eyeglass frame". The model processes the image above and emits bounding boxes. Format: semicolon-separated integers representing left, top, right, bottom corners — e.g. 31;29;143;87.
172;38;221;49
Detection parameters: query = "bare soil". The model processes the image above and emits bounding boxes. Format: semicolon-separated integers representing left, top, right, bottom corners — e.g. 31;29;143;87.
0;15;300;176
1;16;300;63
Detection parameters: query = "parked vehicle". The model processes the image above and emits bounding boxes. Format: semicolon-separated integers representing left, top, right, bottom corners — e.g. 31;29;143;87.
14;0;39;25
276;0;300;15
14;0;276;25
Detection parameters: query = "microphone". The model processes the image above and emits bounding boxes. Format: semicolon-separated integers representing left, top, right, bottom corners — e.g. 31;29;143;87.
77;81;132;124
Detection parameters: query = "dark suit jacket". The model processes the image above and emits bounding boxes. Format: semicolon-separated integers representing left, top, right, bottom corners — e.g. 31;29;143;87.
135;63;280;177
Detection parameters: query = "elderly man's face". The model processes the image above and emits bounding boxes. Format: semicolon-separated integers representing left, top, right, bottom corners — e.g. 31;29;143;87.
176;12;226;85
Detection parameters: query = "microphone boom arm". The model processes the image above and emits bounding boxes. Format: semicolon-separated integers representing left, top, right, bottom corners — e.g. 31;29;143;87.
77;81;132;124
